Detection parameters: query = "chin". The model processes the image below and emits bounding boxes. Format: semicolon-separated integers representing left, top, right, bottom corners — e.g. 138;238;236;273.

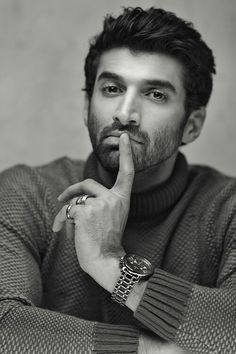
98;152;151;173
97;149;120;173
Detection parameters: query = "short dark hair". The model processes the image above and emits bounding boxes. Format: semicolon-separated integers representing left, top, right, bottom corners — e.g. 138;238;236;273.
84;7;216;114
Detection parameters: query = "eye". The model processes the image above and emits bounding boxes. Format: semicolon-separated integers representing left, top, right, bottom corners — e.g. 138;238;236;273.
146;89;167;102
101;82;123;96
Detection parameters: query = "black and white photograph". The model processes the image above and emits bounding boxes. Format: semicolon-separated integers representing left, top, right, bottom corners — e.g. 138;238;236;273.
0;1;236;353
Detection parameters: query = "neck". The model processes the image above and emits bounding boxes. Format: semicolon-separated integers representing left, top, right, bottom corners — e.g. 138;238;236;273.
97;152;178;193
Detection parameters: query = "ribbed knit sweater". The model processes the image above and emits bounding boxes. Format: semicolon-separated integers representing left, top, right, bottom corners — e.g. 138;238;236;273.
0;152;236;354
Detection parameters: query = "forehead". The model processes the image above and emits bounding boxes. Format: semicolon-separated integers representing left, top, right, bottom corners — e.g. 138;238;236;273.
96;48;185;91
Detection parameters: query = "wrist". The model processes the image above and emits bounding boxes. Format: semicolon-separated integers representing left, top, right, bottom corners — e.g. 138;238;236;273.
87;255;123;293
111;254;154;308
125;280;147;311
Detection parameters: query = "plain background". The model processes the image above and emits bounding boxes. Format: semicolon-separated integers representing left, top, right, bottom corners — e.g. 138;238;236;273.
0;0;235;175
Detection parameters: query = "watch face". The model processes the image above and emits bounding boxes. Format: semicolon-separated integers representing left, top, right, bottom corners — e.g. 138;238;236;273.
124;254;154;278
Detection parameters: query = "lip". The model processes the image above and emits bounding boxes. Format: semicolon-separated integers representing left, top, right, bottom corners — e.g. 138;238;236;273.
106;131;143;144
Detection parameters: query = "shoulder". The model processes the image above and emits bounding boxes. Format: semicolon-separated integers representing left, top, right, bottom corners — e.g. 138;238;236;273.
0;157;87;219
188;162;236;196
187;162;236;228
0;156;86;195
35;156;86;192
0;157;86;234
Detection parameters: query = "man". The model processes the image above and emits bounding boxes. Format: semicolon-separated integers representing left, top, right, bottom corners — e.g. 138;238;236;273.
0;6;235;354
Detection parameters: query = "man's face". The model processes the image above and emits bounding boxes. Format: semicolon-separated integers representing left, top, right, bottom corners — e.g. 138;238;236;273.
86;48;187;173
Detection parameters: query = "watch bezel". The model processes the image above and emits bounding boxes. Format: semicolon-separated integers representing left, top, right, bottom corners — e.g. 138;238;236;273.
122;254;154;279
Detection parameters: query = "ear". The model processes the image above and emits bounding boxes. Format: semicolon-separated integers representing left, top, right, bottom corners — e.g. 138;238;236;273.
182;106;206;145
83;95;89;127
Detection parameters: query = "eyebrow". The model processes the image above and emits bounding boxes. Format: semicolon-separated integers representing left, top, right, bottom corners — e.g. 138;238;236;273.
97;71;177;94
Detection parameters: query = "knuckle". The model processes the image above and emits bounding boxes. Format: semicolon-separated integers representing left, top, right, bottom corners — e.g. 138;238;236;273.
84;178;93;184
84;178;97;187
126;169;135;177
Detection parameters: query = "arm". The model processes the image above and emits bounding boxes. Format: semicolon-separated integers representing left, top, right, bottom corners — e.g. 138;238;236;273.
0;165;139;353
83;216;236;354
54;134;236;354
53;134;192;354
134;267;236;354
132;187;236;354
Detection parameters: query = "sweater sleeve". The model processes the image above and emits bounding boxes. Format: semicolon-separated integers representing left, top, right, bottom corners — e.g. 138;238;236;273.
0;165;139;354
134;189;236;354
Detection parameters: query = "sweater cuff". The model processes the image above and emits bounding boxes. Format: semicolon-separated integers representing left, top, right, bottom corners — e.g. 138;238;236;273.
134;269;193;341
93;323;139;353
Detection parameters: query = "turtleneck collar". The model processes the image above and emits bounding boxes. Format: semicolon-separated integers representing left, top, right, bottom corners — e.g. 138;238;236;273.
83;152;189;219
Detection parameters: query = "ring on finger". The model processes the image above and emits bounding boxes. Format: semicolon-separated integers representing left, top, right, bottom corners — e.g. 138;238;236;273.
76;194;91;205
66;203;74;220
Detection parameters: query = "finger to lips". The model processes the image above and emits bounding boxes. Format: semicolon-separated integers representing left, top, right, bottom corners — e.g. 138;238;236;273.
111;132;135;198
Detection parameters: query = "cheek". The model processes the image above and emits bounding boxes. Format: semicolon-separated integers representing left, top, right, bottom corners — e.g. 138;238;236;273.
90;96;114;127
141;103;185;132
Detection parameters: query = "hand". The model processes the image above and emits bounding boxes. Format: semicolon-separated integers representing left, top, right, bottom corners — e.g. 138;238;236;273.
52;133;134;289
138;332;190;354
138;332;162;354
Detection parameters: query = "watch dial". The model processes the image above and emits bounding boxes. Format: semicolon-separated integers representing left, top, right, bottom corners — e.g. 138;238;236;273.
125;254;154;277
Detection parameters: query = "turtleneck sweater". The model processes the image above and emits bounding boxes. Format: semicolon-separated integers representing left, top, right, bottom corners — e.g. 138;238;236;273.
84;152;189;219
0;152;236;354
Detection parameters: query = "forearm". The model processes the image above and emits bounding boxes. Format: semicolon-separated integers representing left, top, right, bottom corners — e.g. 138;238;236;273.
86;255;147;308
86;258;190;354
0;299;139;354
93;259;236;353
135;269;236;354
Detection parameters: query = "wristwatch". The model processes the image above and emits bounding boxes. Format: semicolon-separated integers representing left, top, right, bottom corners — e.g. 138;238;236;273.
111;254;154;306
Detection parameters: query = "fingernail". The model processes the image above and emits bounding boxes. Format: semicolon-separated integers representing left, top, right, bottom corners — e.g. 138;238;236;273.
121;132;129;144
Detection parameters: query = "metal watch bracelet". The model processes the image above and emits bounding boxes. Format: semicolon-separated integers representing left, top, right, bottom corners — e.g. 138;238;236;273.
111;267;139;306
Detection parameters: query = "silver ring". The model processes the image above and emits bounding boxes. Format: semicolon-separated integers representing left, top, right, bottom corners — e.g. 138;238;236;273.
76;194;91;205
66;204;73;220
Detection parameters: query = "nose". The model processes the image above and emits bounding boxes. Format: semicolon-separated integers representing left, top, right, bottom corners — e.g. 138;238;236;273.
113;89;141;126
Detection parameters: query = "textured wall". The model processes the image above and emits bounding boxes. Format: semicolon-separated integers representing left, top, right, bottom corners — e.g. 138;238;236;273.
0;0;236;175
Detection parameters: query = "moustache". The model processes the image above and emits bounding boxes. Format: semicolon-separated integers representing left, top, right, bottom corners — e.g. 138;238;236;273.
99;121;150;144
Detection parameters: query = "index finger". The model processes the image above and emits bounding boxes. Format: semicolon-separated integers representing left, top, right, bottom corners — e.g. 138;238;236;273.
111;133;135;198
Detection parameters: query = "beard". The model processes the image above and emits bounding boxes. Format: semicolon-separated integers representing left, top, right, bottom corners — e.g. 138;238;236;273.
87;112;185;173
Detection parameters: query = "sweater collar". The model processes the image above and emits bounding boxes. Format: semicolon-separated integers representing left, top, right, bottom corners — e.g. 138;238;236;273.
83;152;189;219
